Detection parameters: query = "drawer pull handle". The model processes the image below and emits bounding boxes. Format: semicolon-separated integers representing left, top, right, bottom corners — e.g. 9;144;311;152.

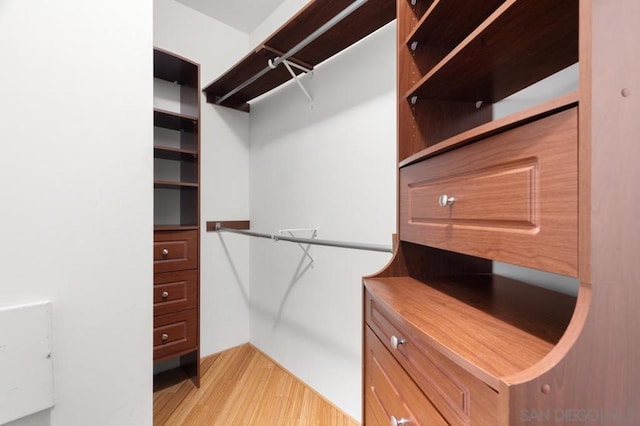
391;416;410;426
438;194;455;207
162;291;169;299
161;248;169;257
161;333;168;342
390;335;406;350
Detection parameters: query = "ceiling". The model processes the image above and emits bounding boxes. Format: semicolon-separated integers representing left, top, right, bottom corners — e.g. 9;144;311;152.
176;0;287;33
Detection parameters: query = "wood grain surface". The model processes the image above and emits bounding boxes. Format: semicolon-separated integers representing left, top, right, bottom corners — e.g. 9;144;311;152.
154;344;358;425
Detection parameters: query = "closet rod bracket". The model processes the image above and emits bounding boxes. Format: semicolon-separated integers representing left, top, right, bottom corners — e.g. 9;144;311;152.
279;228;317;266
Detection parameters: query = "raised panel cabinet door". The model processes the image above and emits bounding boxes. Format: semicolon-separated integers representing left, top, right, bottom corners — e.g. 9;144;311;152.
153;229;198;273
400;107;578;277
153;269;197;317
153;309;197;361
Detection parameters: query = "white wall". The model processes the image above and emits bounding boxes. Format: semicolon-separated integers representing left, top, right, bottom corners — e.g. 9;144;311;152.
154;0;252;356
0;1;152;425
250;0;307;46
248;19;397;420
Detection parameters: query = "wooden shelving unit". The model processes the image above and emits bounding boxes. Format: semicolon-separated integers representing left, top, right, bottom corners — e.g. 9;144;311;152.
398;0;578;159
202;0;395;112
360;0;640;424
406;0;578;104
153;47;201;387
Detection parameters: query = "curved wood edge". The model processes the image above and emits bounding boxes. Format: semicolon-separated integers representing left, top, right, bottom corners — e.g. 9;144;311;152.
362;234;408;279
498;282;592;388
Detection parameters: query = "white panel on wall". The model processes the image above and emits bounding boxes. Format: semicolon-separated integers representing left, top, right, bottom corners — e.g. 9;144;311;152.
0;302;54;424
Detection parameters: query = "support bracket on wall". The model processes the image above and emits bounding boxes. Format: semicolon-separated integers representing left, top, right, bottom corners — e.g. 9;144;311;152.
278;228;317;266
271;59;314;106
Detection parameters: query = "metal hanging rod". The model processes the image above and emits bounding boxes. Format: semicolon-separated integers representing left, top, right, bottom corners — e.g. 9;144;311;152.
215;0;369;105
214;224;392;254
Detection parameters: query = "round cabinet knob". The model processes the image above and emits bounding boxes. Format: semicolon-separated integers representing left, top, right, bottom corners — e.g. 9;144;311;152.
391;416;410;426
390;335;406;350
161;333;168;342
161;248;169;257
162;291;169;299
438;194;456;207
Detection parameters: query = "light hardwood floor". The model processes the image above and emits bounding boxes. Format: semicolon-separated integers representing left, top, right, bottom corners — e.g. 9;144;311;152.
153;344;359;425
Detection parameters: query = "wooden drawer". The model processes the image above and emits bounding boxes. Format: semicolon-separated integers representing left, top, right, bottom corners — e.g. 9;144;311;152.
365;326;447;426
154;230;198;273
153;309;197;361
154;269;197;317
365;288;499;425
400;107;578;277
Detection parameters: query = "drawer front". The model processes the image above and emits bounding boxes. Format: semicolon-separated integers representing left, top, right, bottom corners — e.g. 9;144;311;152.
365;326;447;426
365;289;499;425
154;269;197;317
400;107;578;277
153;309;197;361
154;230;198;273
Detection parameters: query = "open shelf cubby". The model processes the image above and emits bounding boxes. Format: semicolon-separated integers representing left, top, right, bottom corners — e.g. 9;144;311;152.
398;0;579;161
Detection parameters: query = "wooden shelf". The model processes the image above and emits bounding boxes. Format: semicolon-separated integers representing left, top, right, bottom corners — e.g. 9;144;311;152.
154;146;198;161
407;0;578;103
153;48;201;387
364;275;576;388
154;109;198;132
404;0;503;70
404;0;434;21
202;0;395;112
154;180;199;189
154;225;199;232
399;91;579;167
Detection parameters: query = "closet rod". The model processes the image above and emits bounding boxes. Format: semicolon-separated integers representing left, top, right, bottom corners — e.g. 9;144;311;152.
215;0;369;105
215;225;392;254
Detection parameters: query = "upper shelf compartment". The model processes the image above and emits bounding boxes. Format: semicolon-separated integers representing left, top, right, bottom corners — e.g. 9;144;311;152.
407;0;578;103
202;0;396;112
154;48;199;87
